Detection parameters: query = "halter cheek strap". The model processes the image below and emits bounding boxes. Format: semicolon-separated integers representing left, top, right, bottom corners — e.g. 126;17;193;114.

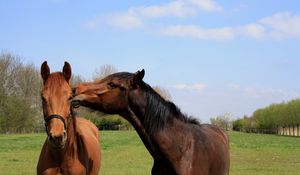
44;114;67;135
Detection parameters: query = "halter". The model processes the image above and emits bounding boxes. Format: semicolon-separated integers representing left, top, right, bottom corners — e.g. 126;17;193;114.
43;105;75;136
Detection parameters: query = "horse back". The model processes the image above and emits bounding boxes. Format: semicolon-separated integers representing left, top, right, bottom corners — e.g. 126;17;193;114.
193;124;230;175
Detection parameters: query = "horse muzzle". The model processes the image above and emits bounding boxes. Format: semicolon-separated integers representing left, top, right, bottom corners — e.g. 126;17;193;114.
44;114;68;149
48;130;67;149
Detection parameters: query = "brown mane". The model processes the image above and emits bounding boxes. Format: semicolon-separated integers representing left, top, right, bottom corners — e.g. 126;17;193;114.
141;81;200;134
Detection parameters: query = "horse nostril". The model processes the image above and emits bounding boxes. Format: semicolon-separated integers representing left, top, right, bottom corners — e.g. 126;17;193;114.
49;132;53;139
71;99;80;108
52;135;63;144
49;132;65;146
49;135;55;143
58;136;63;142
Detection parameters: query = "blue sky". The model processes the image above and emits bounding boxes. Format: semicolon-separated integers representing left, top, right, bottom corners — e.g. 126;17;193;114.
1;0;300;122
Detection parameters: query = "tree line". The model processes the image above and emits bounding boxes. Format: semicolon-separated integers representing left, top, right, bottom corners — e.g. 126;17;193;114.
0;52;172;133
233;99;300;133
2;52;300;134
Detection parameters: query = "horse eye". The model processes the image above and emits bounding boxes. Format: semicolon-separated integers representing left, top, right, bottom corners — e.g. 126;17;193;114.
107;82;118;89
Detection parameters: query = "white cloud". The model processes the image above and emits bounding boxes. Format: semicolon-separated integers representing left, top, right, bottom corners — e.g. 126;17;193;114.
85;0;300;41
259;12;300;39
132;0;222;18
161;25;234;40
160;23;266;40
187;0;223;12
243;87;300;99
132;1;197;18
160;12;300;40
106;13;144;29
85;0;223;30
232;3;248;13
173;83;207;91
237;23;265;39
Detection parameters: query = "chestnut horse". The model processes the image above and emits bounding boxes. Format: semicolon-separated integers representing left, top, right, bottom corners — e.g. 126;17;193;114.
37;61;100;175
73;69;230;175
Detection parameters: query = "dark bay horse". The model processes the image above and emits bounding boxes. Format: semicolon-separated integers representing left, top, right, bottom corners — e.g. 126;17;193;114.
73;69;230;175
37;61;100;175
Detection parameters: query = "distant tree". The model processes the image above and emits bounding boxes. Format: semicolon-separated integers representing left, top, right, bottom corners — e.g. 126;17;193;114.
0;53;23;95
286;99;300;125
232;115;254;132
210;112;234;131
16;63;42;108
232;118;244;131
0;52;42;133
153;86;172;101
70;74;85;87
233;98;300;134
93;64;117;81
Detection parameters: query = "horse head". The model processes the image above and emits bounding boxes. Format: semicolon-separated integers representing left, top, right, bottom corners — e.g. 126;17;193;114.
41;61;73;149
72;69;145;115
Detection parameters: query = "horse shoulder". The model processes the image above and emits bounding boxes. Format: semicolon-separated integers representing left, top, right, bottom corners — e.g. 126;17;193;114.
153;120;200;174
76;117;99;140
75;117;101;175
75;117;100;154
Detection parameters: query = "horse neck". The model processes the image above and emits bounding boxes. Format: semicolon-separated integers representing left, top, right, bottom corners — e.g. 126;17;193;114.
128;85;176;134
125;97;187;165
124;87;175;157
65;116;77;155
121;107;158;158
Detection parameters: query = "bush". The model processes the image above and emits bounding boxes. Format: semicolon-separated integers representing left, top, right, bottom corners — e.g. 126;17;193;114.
76;107;132;130
0;95;40;133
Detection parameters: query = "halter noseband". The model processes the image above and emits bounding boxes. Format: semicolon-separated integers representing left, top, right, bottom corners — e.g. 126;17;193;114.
44;106;75;136
44;114;67;135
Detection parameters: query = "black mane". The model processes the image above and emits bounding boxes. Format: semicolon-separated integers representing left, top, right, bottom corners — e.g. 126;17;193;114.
141;82;200;134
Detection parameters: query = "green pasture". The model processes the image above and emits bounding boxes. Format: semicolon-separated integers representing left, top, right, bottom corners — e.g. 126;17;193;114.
0;131;300;175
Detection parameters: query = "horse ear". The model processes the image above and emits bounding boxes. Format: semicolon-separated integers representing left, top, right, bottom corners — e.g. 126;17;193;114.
41;61;50;83
131;69;145;86
63;61;72;82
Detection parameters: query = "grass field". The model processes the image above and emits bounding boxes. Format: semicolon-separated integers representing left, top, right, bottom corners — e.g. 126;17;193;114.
230;132;300;175
0;131;300;175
